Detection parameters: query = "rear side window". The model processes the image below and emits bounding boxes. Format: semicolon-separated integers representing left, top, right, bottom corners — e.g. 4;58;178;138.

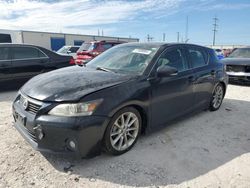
0;34;11;43
0;47;9;60
188;47;208;68
12;47;46;59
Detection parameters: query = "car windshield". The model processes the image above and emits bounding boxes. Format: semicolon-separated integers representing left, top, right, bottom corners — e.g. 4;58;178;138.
78;43;96;52
87;44;160;75
229;48;250;58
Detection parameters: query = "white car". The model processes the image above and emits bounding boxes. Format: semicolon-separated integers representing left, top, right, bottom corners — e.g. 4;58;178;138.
57;46;80;59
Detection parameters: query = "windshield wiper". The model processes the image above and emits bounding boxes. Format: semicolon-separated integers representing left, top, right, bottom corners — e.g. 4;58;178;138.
96;66;114;73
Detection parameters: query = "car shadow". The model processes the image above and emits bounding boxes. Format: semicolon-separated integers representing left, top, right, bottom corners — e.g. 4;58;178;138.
43;98;250;187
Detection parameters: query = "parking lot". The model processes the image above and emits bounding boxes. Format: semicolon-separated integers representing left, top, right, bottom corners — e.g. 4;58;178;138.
0;83;249;188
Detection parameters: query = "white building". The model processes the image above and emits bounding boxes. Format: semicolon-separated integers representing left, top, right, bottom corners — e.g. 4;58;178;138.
0;29;139;51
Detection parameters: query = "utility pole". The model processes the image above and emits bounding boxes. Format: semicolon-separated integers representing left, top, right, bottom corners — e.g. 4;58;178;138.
163;33;166;42
98;29;100;36
185;16;189;43
177;32;180;42
102;30;104;36
212;16;218;46
147;34;153;42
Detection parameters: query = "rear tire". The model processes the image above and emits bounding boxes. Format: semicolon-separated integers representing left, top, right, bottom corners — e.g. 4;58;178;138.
103;107;142;155
209;83;224;111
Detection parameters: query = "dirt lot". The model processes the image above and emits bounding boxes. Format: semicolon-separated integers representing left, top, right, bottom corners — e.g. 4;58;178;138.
0;83;250;188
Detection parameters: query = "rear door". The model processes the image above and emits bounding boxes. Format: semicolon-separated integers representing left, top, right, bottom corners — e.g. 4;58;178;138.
0;47;11;81
10;46;49;79
185;45;215;109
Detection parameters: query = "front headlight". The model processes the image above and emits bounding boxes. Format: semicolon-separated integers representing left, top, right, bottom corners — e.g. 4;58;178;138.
48;99;103;117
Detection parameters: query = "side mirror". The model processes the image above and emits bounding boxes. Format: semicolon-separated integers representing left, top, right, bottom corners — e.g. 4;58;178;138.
67;50;71;54
157;65;178;77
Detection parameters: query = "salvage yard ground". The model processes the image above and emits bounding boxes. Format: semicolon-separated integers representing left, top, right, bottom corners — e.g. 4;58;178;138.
0;83;250;188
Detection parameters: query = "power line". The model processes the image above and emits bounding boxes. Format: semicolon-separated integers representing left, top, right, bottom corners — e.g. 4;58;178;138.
212;16;218;46
147;34;153;42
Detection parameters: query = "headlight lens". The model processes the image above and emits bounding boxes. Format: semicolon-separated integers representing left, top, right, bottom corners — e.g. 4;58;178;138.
48;99;102;116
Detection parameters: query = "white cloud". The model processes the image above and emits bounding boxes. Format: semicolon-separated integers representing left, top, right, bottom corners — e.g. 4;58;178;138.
0;0;182;35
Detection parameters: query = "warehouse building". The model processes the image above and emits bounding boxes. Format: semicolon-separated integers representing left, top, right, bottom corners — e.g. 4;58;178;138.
0;29;139;51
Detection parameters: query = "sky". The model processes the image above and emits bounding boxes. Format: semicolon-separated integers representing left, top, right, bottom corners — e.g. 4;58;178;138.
0;0;250;45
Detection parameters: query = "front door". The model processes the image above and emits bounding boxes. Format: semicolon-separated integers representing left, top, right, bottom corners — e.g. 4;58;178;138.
150;46;195;126
10;46;49;79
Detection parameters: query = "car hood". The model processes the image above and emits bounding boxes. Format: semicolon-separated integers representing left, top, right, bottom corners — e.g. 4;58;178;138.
21;66;136;102
222;58;250;66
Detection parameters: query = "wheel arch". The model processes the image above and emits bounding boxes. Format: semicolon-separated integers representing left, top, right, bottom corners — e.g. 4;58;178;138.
108;101;149;134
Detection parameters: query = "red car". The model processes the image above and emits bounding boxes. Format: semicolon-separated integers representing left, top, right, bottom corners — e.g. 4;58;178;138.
75;40;125;64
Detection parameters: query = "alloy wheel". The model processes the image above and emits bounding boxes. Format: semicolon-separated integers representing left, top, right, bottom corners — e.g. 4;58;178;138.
212;84;224;109
110;112;139;151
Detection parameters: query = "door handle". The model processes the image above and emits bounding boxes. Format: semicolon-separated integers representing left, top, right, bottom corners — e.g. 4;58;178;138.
188;75;195;83
211;70;216;75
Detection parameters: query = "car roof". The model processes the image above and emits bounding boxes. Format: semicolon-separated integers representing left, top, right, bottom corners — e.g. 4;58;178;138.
117;42;211;50
0;43;41;48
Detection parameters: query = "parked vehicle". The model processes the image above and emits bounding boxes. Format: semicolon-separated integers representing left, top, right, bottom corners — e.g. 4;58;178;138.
222;46;250;83
0;43;74;82
215;49;224;60
57;45;80;59
12;43;228;158
75;40;125;64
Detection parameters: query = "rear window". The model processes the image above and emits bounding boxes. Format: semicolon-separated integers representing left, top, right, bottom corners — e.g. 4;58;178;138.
188;47;208;68
0;34;11;43
12;47;46;59
0;47;9;60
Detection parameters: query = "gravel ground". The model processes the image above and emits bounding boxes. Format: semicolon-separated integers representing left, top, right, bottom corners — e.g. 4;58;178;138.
0;83;250;188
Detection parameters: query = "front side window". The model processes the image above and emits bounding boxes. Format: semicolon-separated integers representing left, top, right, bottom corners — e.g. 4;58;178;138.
0;47;9;60
188;47;208;68
12;47;44;59
156;48;188;72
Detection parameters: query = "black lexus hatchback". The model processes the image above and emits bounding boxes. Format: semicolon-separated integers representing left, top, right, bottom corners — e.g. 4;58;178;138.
12;43;228;157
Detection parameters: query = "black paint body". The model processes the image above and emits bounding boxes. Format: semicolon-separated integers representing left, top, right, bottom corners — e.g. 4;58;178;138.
0;43;72;82
12;43;228;157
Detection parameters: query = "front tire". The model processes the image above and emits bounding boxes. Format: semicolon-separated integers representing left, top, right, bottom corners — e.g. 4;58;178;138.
209;83;224;111
103;107;142;155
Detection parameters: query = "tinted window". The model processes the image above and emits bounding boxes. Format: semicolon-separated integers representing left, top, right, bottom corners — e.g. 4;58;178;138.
0;34;11;43
69;47;80;53
157;48;188;72
0;47;9;60
102;43;113;50
188;47;208;68
12;47;45;59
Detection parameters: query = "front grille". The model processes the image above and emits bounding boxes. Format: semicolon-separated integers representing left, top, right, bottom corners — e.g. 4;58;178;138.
24;126;37;142
226;65;245;72
27;102;41;114
19;95;42;114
